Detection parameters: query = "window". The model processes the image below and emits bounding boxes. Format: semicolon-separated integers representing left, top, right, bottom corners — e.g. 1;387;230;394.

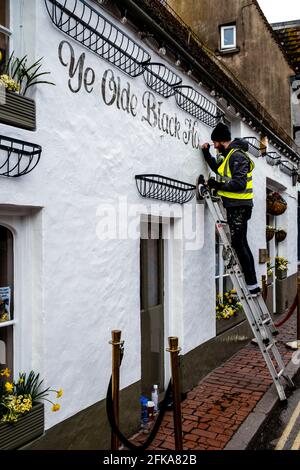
220;24;236;50
0;0;10;70
215;231;233;302
0;225;14;376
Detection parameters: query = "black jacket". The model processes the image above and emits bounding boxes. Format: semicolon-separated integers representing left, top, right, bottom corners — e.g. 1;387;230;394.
202;139;253;208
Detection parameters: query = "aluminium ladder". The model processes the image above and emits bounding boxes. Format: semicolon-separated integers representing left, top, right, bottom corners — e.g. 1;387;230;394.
197;178;294;401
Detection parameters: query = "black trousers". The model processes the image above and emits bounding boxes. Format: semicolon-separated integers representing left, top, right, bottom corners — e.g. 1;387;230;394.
226;206;258;286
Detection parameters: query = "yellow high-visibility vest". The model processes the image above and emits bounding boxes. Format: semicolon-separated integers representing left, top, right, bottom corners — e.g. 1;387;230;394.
217;148;254;200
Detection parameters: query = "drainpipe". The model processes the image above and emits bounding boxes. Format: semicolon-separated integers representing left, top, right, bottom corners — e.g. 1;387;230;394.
114;0;299;161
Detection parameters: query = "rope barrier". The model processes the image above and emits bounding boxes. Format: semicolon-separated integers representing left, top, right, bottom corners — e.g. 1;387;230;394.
106;351;173;450
106;336;176;450
274;293;297;328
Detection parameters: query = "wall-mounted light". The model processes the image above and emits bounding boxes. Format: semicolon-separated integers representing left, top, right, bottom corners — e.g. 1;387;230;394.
242;116;246;122
187;69;193;76
235;111;240;117
175;56;181;66
210;90;216;96
198;81;203;86
248;120;252;126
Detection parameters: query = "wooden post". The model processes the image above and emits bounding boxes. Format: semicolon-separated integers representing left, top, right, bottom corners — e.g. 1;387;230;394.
167;337;183;451
286;279;300;350
109;330;123;450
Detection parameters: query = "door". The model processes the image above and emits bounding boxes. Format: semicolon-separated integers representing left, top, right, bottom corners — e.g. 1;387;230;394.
140;221;164;396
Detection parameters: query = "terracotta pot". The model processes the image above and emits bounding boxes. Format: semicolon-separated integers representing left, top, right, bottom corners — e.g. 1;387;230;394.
266;227;275;241
275;230;287;243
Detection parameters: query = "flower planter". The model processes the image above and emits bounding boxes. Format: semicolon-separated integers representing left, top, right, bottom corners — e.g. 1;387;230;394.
0;403;44;450
276;269;287;280
266;195;287;216
266;227;275;241
275;230;287;243
0;90;36;131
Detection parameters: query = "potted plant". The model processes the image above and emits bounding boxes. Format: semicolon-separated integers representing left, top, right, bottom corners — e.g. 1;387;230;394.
267;260;274;284
266;225;276;241
275;256;289;280
275;228;287;243
216;289;243;320
266;192;287;216
0;53;55;131
0;368;63;450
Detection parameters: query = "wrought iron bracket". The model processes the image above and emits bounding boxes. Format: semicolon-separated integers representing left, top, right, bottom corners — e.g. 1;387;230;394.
0;135;42;177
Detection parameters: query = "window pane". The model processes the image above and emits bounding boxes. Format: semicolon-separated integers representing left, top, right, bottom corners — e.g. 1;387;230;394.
0;1;8;27
0;226;14;322
224;27;234;46
0;325;13;377
223;275;233;293
0;32;9;67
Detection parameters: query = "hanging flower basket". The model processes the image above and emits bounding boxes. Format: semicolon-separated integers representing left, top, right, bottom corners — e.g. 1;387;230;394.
275;229;287;243
266;226;275;241
266;192;287;216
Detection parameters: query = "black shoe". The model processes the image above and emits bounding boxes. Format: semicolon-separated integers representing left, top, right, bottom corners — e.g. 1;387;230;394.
248;286;261;296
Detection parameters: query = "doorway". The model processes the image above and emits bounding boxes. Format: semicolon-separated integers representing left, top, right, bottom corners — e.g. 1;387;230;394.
140;220;164;396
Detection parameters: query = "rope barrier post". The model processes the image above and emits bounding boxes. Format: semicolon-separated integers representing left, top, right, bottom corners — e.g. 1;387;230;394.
109;330;123;451
285;279;300;350
167;336;183;451
262;275;267;301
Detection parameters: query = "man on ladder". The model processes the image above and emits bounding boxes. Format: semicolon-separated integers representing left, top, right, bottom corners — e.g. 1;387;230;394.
196;122;294;401
198;122;260;296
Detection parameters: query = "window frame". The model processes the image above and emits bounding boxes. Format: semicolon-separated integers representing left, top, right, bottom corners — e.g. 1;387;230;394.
220;24;237;50
0;1;12;66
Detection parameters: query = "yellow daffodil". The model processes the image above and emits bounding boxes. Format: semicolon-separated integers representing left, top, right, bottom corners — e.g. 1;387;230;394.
52;404;60;412
5;382;14;393
18;377;24;384
0;367;10;378
56;389;63;398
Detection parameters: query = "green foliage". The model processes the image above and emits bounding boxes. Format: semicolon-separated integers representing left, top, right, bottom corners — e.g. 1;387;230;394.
1;52;55;96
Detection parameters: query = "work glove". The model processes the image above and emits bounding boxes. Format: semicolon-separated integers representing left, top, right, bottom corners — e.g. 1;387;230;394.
207;178;223;191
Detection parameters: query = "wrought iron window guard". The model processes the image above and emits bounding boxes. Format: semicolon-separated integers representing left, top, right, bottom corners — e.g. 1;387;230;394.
0;135;42;177
174;86;224;127
265;152;281;166
243;137;267;158
143;63;182;98
44;0;151;77
135;174;195;204
279;160;296;177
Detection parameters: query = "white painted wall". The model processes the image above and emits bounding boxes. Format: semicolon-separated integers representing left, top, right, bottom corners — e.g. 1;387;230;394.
0;0;297;430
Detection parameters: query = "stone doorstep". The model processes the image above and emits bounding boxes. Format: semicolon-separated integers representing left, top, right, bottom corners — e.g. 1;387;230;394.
224;355;300;450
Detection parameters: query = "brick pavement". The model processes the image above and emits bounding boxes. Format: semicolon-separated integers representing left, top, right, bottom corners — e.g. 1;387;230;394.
129;313;297;450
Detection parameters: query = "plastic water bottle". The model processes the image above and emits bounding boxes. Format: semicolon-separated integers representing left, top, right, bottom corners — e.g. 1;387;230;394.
140;396;149;432
151;384;159;413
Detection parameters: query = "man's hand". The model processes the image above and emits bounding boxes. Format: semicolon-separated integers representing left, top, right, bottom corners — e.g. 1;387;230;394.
202;143;210;150
207;178;223;191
